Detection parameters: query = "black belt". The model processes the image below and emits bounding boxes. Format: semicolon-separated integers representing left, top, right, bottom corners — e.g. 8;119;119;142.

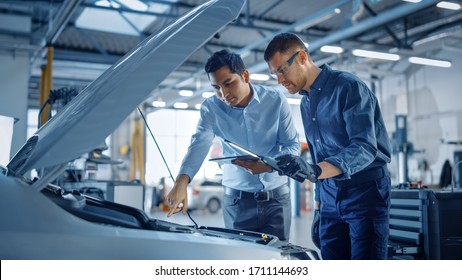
224;185;289;201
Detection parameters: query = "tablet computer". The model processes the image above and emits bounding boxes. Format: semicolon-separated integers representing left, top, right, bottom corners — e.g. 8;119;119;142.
209;154;259;164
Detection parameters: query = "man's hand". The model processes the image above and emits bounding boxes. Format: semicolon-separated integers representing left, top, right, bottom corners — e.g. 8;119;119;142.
232;159;272;174
166;174;190;217
275;154;321;182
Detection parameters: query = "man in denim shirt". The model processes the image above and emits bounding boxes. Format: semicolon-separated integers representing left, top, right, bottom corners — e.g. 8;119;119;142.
264;33;392;259
166;50;300;241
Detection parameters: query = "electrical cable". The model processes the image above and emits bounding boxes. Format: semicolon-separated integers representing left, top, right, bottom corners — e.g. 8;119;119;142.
37;100;50;128
136;107;198;228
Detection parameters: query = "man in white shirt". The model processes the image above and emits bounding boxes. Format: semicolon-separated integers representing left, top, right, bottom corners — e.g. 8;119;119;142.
166;49;300;240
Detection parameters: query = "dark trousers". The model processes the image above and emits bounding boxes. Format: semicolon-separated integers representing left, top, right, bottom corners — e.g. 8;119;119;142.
222;184;291;241
319;166;391;259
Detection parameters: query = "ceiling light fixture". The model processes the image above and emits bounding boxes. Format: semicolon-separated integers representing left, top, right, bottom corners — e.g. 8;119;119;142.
402;0;422;3
195;104;201;110
352;49;400;61
173;102;188;109
437;1;461;10
202;91;214;98
320;45;344;54
179;90;194;97
408;57;452;67
250;73;270;81
152;100;165;107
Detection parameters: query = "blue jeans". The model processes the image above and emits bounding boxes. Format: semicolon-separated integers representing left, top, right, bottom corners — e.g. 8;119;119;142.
319;166;390;259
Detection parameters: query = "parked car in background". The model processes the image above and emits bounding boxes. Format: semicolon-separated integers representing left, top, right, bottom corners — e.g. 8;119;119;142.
188;177;223;213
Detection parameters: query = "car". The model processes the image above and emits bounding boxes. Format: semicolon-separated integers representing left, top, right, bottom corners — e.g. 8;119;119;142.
0;0;318;260
188;177;224;213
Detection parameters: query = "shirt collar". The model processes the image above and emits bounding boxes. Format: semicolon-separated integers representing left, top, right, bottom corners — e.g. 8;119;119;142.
308;64;331;95
249;83;260;104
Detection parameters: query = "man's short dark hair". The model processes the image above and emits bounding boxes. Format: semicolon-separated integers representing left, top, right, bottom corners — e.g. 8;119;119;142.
205;49;246;76
264;33;306;62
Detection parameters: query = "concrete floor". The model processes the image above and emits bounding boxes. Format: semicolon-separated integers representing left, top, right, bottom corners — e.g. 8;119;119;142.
149;207;319;254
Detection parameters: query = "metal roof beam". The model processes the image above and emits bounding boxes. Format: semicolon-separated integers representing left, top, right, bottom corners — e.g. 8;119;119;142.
248;0;441;73
149;0;441;112
147;0;351;106
46;0;82;45
362;1;410;49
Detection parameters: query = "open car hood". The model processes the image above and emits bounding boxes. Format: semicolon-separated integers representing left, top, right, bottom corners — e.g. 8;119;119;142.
7;0;244;182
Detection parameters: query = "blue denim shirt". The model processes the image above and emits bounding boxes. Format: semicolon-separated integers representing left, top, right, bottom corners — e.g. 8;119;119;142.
300;64;391;184
179;83;300;192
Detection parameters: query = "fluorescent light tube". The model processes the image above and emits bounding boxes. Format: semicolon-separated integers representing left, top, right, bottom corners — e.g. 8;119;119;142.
408;57;452;67
152;100;165;107
320;45;344;54
437;1;461;10
179;90;194;97
173;102;188;109
352;49;400;61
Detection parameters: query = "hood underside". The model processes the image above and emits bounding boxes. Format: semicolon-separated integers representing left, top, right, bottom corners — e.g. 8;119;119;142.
7;0;245;179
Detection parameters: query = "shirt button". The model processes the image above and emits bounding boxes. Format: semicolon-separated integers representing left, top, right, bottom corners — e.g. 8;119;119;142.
316;139;320;142
312;117;316;121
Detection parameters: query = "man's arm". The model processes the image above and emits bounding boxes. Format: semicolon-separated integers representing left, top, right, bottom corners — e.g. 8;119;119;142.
317;161;342;179
232;159;272;174
323;80;378;179
166;103;215;216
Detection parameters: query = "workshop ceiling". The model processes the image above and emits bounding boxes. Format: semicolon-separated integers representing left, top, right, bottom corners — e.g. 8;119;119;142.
1;0;461;112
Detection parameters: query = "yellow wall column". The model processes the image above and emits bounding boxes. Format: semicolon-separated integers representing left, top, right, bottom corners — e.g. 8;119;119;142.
39;46;54;127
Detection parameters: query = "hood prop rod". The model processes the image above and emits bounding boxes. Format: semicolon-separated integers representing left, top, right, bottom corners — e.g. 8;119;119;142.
137;107;198;228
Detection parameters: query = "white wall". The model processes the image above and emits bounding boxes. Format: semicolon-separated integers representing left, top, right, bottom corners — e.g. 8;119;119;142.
381;48;462;186
0;50;31;161
0;14;31;163
145;109;222;186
